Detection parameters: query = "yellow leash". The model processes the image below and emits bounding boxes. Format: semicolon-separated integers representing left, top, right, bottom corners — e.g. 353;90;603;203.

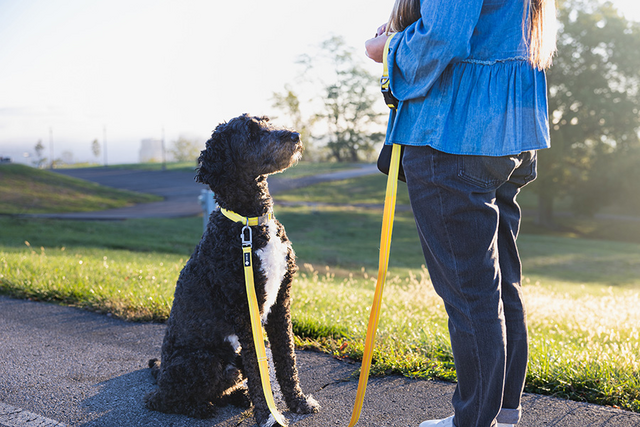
348;143;402;427
221;208;287;427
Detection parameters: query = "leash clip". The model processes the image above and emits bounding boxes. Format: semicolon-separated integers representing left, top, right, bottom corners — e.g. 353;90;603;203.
241;224;252;247
381;83;398;110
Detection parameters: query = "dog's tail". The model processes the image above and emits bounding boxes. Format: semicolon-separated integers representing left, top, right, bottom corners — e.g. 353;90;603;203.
148;358;161;380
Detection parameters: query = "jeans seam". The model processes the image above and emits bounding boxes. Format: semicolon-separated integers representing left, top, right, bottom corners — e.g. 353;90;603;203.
432;152;485;422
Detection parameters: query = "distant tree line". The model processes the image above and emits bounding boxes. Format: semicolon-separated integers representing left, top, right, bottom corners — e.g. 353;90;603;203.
31;135;203;168
533;0;640;226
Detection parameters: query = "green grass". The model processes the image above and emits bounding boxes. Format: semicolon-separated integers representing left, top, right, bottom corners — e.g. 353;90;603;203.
520;215;640;246
0;216;203;254
1;244;179;321
0;166;639;412
277;172;640;245
56;161;199;172
276;161;367;179
61;159;364;178
275;173;411;205
1;210;639;411
0;164;161;214
289;262;640;411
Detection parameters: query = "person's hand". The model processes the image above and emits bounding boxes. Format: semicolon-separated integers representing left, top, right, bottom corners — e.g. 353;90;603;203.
365;33;389;63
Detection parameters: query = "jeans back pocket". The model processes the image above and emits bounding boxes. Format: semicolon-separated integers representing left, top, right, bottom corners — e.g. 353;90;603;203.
457;151;536;190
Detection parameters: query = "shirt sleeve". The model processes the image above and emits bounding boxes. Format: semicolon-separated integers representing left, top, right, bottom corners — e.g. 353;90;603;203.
388;0;485;101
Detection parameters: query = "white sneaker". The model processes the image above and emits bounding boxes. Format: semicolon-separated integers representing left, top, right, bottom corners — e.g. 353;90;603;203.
419;416;455;427
418;416;514;427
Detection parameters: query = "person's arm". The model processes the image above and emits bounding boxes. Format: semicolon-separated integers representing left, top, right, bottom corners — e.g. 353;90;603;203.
365;22;391;63
388;0;484;100
364;33;389;63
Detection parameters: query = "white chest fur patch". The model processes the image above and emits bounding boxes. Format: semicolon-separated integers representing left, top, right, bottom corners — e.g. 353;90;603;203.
255;219;289;323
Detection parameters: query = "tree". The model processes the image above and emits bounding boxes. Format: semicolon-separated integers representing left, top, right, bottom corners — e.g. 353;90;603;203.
33;140;47;168
169;136;202;163
271;85;317;159
533;0;640;226
60;150;74;165
275;35;386;162
91;139;101;160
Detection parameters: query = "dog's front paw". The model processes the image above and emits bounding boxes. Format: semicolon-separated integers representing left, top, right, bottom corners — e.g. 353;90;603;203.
288;394;320;414
258;412;287;427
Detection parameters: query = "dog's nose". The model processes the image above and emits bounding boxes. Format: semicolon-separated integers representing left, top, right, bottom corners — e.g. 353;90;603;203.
290;132;300;142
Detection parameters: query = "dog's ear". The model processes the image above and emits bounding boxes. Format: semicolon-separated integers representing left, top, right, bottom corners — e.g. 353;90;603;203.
246;115;266;139
195;123;235;191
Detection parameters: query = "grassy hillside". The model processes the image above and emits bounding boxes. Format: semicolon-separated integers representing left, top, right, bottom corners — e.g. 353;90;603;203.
57;160;362;178
0;164;161;214
275;173;640;245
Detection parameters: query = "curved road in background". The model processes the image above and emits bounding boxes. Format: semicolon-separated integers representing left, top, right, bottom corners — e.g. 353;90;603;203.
40;165;380;220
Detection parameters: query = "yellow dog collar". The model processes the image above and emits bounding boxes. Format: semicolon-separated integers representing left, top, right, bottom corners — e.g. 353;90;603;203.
219;208;274;226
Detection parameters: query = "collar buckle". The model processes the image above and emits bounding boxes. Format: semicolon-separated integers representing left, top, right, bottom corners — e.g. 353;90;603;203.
241;224;252;247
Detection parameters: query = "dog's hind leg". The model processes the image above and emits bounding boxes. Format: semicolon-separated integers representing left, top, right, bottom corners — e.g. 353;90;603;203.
264;280;320;415
144;351;234;419
145;388;218;419
214;354;251;409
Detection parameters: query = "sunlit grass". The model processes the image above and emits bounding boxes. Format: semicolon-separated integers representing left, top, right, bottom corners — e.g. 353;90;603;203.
0;244;181;321
290;263;640;411
3;238;637;410
525;284;640;409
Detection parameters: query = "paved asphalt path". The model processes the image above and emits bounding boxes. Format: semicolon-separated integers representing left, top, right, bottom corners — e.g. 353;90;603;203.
2;296;639;427
2;166;640;426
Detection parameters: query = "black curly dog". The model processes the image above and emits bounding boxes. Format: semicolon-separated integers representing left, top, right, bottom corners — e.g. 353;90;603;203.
144;114;319;427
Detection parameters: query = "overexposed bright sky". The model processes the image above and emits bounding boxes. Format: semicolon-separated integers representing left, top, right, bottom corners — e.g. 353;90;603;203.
1;0;639;165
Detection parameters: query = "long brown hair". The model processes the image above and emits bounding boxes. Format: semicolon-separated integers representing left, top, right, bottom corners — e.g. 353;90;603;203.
386;0;421;34
528;0;557;70
386;0;556;70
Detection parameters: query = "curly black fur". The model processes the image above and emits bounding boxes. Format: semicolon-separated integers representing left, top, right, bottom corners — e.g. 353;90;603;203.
144;114;319;427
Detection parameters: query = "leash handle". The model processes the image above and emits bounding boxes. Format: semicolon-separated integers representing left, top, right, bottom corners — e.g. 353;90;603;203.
380;33;398;109
348;143;402;427
243;245;288;426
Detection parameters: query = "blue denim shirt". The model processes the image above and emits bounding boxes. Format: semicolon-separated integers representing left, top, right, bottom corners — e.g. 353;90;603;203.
385;0;550;156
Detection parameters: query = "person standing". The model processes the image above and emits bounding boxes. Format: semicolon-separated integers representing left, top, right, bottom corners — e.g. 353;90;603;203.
365;1;556;426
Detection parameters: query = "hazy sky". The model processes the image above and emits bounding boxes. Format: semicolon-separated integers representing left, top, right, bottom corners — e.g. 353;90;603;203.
1;0;639;165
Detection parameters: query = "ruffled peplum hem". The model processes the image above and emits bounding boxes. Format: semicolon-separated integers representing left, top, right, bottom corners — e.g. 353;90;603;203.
385;58;550;156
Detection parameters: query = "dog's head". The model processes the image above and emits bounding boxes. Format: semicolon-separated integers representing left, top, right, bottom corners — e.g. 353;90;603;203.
195;114;303;191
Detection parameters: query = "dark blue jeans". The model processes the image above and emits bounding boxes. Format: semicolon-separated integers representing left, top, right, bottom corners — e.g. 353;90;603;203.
402;146;537;427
